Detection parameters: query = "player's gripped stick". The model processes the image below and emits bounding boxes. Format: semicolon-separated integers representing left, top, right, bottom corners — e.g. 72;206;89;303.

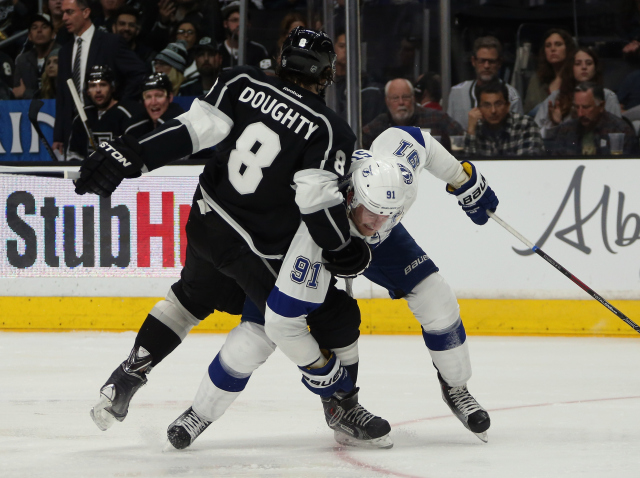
66;78;98;151
0;165;80;180
488;210;639;334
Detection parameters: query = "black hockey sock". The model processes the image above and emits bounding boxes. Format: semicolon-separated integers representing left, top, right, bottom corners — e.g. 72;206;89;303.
134;315;182;367
345;362;359;386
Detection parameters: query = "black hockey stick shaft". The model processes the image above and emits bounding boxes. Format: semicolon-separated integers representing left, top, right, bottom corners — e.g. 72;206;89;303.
28;99;59;162
488;211;639;334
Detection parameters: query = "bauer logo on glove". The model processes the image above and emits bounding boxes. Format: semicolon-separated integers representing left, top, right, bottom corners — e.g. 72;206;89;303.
446;161;498;226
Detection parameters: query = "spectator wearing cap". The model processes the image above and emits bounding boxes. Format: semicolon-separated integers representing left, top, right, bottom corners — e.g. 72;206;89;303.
112;5;156;70
125;73;185;138
548;82;638;156
67;65;145;159
219;1;270;71
362;78;464;150
179;37;221;96
38;47;60;99
13;14;60;99
414;72;442;111
52;0;148;155
153;40;189;94
447;36;523;130
464;80;544;157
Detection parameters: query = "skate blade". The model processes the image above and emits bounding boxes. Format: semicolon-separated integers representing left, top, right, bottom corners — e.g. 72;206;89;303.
474;431;488;443
333;430;394;449
90;395;116;431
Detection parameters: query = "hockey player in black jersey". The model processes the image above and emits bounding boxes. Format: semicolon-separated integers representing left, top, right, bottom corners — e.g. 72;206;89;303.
77;28;388;447
66;65;144;160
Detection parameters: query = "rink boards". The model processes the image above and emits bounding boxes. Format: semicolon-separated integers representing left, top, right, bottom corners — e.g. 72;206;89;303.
1;159;639;336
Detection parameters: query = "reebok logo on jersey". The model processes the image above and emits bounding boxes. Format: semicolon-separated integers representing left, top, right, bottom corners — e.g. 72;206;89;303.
283;86;302;98
404;254;430;275
239;86;319;139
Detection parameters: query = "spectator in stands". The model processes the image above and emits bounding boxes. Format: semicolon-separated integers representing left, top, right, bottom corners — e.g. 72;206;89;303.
52;0;148;155
179;37;221;96
0;0;36;58
464;80;543;157
112;6;156;69
414;72;442;111
362;78;464;150
218;1;269;70
534;47;621;138
67;65;144;159
44;0;72;45
548;82;637;156
0;51;14;100
621;0;640;63
38;47;59;99
448;36;523;130
153;40;188;95
148;0;217;54
125;72;184;137
93;0;125;33
175;21;200;81
617;69;640;111
271;11;306;59
523;28;576;114
333;31;385;127
13;14;60;99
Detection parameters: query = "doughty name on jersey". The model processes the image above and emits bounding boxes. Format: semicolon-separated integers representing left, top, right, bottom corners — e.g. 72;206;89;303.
239;86;319;140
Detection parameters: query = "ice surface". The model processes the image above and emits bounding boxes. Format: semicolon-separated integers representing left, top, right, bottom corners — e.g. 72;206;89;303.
1;332;639;477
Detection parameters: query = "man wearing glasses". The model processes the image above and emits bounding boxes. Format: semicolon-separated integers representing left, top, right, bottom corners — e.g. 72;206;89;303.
447;36;523;130
53;0;147;156
362;78;464;150
464;80;544;157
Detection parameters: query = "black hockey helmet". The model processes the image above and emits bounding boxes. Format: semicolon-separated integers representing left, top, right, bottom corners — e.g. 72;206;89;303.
142;73;173;96
280;27;336;83
86;65;116;88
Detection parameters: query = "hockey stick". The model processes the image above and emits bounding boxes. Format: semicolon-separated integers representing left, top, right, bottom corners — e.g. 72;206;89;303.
488;211;639;334
28;99;59;162
66;78;98;151
0;165;80;180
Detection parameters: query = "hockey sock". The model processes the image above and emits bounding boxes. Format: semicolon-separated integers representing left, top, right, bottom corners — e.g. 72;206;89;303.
344;362;359;386
134;315;182;367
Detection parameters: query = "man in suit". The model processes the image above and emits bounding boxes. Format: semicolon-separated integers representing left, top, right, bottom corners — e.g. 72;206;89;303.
52;0;148;154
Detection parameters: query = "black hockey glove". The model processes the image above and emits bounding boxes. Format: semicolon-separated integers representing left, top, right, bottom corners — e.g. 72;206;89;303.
322;236;372;279
75;134;145;197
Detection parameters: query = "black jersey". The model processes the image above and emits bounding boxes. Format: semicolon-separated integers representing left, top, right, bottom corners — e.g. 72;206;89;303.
138;66;356;258
124;102;185;139
67;100;144;159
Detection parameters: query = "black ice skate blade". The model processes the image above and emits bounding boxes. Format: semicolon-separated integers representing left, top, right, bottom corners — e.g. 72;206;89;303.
333;430;394;449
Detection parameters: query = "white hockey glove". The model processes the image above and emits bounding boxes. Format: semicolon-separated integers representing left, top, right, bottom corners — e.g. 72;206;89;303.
299;352;354;397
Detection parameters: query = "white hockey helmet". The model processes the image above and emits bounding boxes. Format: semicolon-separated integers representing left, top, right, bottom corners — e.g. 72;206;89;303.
349;156;414;215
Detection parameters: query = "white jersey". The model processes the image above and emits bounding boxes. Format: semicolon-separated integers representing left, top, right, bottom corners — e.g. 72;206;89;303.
263;126;468;367
349;126;467;247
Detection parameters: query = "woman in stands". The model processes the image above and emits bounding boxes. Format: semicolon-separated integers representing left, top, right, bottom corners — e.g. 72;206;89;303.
534;46;622;137
524;28;575;114
37;47;59;99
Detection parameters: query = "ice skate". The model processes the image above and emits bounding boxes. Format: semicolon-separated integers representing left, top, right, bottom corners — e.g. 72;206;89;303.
438;372;490;442
90;346;152;431
167;407;212;449
321;387;393;449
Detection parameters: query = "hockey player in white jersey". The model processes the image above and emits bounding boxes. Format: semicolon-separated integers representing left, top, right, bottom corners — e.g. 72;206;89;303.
166;125;499;449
